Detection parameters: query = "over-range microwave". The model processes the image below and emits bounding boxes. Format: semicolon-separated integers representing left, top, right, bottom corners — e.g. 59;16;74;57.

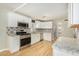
18;22;29;28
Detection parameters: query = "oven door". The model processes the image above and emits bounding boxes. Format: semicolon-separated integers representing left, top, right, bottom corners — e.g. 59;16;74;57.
20;37;31;47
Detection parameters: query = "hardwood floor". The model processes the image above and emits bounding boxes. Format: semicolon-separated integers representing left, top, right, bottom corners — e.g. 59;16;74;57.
0;40;52;56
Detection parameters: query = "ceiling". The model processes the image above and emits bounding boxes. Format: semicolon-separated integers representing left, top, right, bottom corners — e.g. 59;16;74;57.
0;3;22;10
0;3;68;20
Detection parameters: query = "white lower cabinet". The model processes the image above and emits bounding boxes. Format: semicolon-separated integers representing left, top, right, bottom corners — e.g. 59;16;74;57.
8;36;20;53
43;33;52;41
31;33;40;44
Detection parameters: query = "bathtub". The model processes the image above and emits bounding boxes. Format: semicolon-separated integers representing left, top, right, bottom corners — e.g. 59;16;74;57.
53;37;79;56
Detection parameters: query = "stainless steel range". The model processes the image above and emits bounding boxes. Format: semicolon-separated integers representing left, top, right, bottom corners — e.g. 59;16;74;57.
17;22;31;49
20;34;31;49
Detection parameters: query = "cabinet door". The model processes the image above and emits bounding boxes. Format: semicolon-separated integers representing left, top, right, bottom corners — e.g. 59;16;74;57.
31;33;40;44
24;17;32;28
17;14;24;22
8;36;20;53
43;33;52;41
8;12;17;27
40;22;52;29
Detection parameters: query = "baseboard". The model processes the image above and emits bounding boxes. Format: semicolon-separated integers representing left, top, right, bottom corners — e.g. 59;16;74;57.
0;49;8;52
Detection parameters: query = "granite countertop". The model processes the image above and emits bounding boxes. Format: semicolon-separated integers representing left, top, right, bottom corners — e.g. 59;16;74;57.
31;29;52;34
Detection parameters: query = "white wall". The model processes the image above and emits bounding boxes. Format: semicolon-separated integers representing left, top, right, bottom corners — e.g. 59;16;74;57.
0;9;8;50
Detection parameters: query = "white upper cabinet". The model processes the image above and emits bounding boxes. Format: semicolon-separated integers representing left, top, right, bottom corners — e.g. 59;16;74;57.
39;22;52;29
35;21;52;29
68;3;79;26
17;13;24;22
8;12;31;27
8;12;18;27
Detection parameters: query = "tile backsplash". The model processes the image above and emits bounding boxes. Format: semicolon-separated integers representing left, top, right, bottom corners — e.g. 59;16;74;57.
7;27;18;36
7;27;31;36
